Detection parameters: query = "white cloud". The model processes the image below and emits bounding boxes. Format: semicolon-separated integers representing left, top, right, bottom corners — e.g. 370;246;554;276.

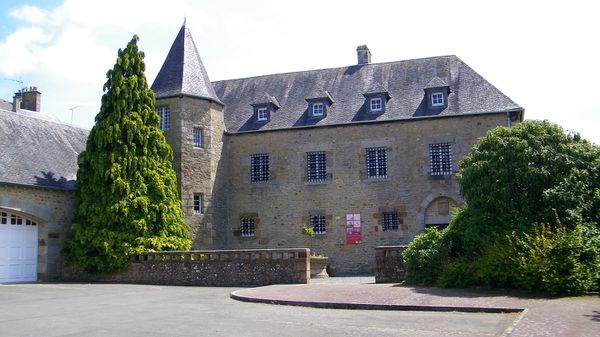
0;0;598;143
8;5;50;24
0;27;51;76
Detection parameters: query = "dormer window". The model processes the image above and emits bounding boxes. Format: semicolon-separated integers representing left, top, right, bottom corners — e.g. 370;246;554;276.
424;77;451;111
431;92;444;107
257;107;269;121
370;97;383;112
251;95;279;124
305;92;334;121
363;90;390;116
312;102;324;117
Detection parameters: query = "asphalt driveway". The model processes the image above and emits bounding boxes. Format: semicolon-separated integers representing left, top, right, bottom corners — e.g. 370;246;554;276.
0;283;517;337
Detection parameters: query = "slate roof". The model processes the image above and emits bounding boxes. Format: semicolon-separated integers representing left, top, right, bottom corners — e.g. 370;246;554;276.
0;99;12;111
0;109;88;190
212;55;523;133
151;23;223;105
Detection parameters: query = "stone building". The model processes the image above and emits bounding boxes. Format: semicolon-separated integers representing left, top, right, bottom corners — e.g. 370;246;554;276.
0;88;88;282
151;23;524;273
0;22;524;280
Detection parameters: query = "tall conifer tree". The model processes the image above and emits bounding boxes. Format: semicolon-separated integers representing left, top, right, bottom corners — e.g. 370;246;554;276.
63;36;190;273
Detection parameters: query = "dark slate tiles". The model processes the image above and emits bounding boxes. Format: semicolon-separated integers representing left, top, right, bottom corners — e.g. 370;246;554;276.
213;55;522;133
0;110;88;190
151;24;222;105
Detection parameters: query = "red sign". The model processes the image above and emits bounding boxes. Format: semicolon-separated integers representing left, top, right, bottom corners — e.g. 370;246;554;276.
346;213;362;244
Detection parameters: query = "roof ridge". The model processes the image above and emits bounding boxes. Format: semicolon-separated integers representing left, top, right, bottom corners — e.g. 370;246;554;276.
212;55;458;84
0;108;90;131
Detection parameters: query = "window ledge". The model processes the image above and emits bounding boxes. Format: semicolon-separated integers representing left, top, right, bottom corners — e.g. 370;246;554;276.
304;180;329;186
429;174;454;180
363;177;390;183
248;181;272;188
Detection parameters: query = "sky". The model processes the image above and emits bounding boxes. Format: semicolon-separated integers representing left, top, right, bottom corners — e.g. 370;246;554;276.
0;0;598;143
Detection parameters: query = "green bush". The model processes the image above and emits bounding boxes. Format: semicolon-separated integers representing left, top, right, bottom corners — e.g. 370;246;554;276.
403;227;449;286
437;239;514;289
406;121;599;295
507;223;600;296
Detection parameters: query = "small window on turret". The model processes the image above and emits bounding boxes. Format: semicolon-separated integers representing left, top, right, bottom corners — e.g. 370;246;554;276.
157;106;170;131
193;127;202;148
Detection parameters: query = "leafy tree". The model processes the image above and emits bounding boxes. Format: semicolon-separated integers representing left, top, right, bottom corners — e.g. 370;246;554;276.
404;120;600;295
453;120;600;255
63;35;190;273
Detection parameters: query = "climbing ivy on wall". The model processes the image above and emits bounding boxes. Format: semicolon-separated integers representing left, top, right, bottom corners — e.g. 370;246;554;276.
62;35;190;273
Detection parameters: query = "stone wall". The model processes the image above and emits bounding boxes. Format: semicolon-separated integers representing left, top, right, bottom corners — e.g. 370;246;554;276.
222;112;508;273
62;248;309;286
0;183;77;280
374;245;407;283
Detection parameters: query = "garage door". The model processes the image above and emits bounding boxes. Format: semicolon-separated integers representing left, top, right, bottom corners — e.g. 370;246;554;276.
0;211;38;283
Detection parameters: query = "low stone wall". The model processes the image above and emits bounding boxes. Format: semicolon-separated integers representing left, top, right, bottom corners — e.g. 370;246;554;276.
62;248;310;286
374;246;407;283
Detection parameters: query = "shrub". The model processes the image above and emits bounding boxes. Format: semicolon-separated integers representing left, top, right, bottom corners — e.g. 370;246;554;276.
403;227;449;286
507;223;600;295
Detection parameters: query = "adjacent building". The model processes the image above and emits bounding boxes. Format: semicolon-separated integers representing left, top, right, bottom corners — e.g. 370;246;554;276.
0;88;88;282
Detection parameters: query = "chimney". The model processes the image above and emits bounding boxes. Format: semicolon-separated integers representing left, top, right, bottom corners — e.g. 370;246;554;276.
20;86;41;112
12;91;22;112
356;45;371;65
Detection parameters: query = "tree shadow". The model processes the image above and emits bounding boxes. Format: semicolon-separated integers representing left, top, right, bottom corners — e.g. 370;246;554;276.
34;171;75;189
392;283;550;300
585;310;600;322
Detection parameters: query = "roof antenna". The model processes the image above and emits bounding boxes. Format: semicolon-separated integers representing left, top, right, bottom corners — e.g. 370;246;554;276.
4;78;24;90
69;105;80;124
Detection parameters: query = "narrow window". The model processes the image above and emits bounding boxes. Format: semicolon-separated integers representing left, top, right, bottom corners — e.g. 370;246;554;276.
431;92;444;106
241;218;255;237
370;97;382;112
429;143;452;175
257;107;268;121
312;102;324;117
1;212;7;224
193;193;202;214
382;212;399;231
307;151;327;182
366;147;387;179
250;154;270;183
193;127;202;148
310;215;326;235
157;107;170;131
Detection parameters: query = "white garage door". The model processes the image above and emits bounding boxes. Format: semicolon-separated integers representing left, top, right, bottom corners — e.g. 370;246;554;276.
0;211;38;283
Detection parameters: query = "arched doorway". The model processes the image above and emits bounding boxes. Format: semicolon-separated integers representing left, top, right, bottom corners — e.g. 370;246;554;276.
0;210;38;283
424;197;457;230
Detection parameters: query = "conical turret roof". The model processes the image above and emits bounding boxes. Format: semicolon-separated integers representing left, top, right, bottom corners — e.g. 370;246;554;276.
151;23;223;105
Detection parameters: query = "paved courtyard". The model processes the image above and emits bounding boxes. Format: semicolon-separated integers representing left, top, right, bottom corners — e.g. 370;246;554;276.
0;283;517;337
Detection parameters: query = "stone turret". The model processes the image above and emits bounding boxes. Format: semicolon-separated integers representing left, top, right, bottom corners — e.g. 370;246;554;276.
151;22;227;249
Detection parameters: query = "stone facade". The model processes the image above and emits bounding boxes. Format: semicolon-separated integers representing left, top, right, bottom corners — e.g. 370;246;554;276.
0;183;77;280
217;113;506;273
